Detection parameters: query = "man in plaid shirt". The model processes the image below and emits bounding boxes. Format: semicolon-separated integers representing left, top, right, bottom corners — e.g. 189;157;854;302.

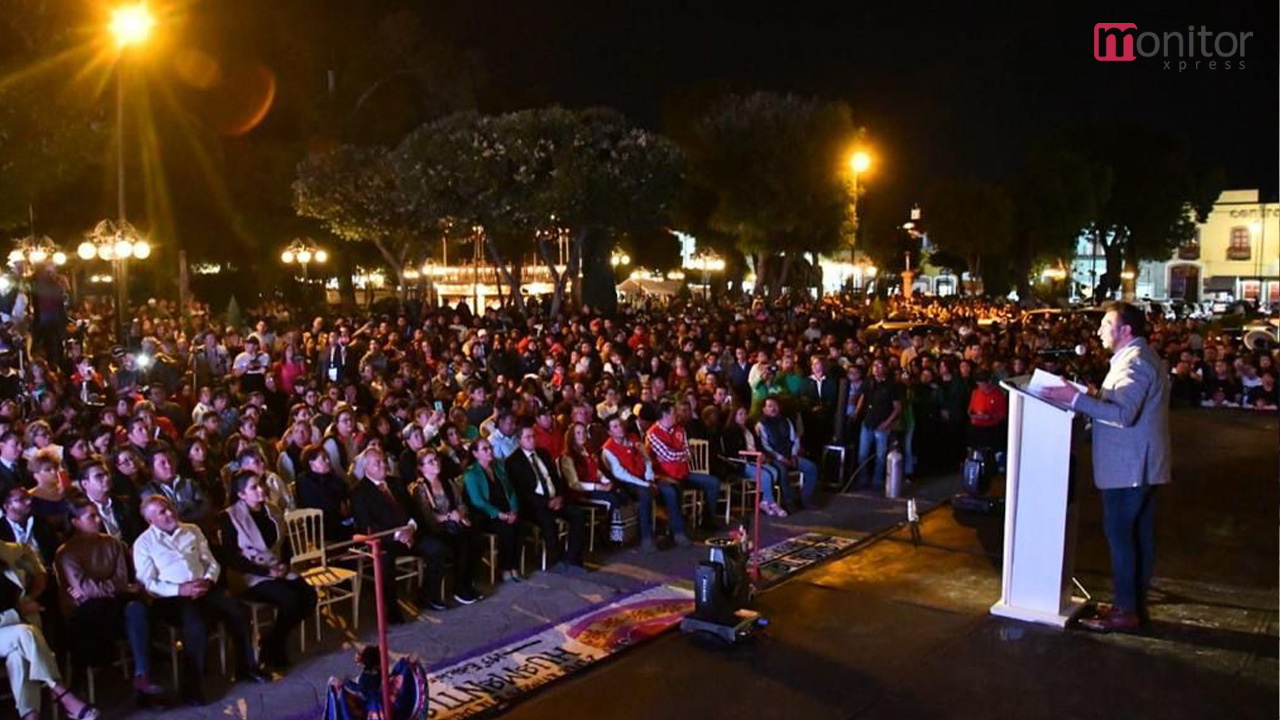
645;401;722;530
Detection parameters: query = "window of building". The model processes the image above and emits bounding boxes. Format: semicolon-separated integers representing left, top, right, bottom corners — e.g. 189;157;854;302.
1227;226;1251;260
1177;229;1200;260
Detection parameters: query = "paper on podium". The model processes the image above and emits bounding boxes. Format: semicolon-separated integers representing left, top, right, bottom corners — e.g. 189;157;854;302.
1026;368;1087;398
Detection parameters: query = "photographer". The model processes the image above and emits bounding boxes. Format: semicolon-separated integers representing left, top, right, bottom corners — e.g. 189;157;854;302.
233;336;270;395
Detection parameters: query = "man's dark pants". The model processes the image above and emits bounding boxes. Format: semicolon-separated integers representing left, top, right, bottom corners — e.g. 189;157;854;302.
152;588;257;692
1101;484;1158;615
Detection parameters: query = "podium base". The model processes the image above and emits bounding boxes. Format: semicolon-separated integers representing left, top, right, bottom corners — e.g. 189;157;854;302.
989;598;1086;628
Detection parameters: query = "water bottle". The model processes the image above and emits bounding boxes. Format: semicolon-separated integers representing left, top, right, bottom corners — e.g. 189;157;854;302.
885;445;905;498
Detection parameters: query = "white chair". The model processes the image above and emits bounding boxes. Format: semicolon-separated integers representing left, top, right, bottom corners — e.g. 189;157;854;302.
285;509;360;646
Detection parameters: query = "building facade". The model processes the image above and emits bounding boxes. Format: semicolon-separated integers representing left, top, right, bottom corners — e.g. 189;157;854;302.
1071;189;1278;307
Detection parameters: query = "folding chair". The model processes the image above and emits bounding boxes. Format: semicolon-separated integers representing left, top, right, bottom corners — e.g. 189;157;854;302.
285;509;360;646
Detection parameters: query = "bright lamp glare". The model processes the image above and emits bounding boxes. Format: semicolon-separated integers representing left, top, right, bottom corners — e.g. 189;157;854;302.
132;241;151;259
78;242;98;260
296;250;312;264
6;251;22;263
850;151;871;174
110;4;154;48
27;250;47;264
114;239;134;258
53;252;67;265
314;250;328;263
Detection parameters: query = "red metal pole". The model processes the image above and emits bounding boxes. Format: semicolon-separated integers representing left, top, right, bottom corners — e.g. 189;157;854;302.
356;535;393;719
740;451;764;582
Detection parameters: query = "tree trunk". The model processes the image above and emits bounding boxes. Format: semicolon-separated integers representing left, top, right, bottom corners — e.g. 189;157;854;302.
370;238;405;301
337;247;358;312
484;238;524;312
1097;232;1124;303
538;237;567;318
580;232;617;314
773;253;794;296
753;253;768;296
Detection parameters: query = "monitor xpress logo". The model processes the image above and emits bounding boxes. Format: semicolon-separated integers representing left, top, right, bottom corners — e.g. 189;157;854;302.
1094;23;1252;70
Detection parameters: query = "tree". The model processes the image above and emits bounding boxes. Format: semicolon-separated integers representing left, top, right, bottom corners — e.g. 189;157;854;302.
534;108;685;314
1069;125;1220;301
1007;143;1110;303
923;179;1014;295
395;108;684;315
680;92;860;295
293;145;421;298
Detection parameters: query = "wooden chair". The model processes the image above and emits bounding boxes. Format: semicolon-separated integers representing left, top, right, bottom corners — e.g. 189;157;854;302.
244;599;279;656
524;518;570;570
285;509;360;646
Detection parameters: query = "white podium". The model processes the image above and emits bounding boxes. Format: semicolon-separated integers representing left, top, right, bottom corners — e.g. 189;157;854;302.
989;377;1085;627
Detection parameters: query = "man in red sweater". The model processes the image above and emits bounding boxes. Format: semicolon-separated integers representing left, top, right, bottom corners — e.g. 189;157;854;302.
645;402;721;530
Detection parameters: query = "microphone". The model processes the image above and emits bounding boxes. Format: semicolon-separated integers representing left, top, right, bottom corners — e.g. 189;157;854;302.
1075;344;1087;356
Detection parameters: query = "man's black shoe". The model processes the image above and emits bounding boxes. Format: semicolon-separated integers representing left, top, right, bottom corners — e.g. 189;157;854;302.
422;598;450;612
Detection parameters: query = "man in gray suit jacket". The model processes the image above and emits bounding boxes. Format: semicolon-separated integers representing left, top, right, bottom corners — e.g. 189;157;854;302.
1044;302;1170;633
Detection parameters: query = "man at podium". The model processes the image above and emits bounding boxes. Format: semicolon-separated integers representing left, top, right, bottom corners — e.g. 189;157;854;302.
1042;301;1171;633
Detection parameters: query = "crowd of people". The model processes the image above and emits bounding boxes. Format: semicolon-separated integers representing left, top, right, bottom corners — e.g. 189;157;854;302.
0;269;1272;714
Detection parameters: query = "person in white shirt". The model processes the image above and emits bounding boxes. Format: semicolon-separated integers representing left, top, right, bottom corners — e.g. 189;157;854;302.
133;496;267;704
232;337;270;395
484;411;520;461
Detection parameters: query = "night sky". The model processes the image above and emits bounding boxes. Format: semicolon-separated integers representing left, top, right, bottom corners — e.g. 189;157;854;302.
426;0;1277;206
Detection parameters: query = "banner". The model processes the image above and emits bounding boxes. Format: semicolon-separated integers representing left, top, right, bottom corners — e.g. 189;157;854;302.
424;533;858;720
426;584;694;720
755;532;859;584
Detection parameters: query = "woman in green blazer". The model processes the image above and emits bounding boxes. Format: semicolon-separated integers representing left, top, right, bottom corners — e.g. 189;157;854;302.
462;438;523;582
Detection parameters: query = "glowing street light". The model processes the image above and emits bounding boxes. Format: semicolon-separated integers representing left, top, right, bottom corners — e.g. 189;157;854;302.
109;4;155;48
281;238;327;279
848;149;873;242
850;151;871;174
7;236;67;271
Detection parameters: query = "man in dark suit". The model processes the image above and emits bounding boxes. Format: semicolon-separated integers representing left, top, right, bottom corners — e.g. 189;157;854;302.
0;430;29;493
0;486;61;567
319;330;358;385
505;425;587;575
78;459;144;544
351;447;448;619
804;356;842;456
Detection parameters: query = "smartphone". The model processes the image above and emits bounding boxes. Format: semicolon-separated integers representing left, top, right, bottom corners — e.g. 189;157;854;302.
434;401;444;412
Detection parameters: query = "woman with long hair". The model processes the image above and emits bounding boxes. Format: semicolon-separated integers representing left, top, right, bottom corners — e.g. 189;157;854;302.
323;404;360;483
180;437;224;511
110;447;147;503
559;422;630;510
410;450;482;606
719;404;789;517
219;472;316;671
276;342;308;394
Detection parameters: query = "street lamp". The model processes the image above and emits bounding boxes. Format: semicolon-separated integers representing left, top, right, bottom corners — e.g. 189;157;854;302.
685;252;726;298
281;238;328;278
610;251;632;268
95;3;155;346
78;219;150;341
8;236;67;271
848;150;872;246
